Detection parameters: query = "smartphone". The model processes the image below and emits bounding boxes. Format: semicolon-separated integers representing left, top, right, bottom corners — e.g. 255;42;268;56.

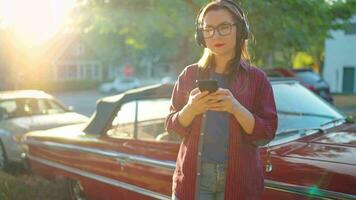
197;80;218;93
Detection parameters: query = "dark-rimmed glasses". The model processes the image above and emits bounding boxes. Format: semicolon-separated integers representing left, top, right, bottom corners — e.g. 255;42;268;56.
200;22;237;38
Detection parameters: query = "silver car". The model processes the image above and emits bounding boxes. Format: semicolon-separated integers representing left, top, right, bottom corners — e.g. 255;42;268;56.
0;90;89;170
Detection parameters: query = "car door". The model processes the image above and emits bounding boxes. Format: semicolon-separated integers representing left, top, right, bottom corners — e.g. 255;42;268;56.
101;98;179;200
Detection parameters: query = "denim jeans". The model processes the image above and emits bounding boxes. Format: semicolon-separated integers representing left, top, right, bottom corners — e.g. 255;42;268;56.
172;162;226;200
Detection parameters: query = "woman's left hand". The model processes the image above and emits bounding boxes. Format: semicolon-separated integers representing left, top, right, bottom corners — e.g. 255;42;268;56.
208;88;241;114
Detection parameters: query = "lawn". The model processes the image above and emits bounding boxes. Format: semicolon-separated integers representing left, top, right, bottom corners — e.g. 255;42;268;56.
0;171;67;200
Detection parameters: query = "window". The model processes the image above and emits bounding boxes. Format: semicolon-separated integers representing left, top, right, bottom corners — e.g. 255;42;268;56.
345;23;356;35
136;99;180;143
107;101;136;139
0;100;17;119
39;99;67;114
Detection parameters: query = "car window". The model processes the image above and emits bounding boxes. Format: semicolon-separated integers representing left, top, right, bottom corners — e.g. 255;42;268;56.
273;83;344;136
0;100;17;119
43;99;67;114
0;99;37;118
107;101;136;139
136;98;180;143
25;99;41;115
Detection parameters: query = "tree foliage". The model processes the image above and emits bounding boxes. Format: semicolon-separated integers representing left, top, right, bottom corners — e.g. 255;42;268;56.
12;0;353;76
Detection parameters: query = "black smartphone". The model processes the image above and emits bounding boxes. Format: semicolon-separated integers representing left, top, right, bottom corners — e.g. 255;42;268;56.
197;80;218;93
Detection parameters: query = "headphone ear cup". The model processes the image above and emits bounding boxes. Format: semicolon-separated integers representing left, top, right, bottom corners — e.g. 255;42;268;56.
242;26;248;40
195;28;206;47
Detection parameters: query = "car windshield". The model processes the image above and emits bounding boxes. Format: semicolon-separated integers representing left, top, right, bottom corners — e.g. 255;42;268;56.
273;82;344;135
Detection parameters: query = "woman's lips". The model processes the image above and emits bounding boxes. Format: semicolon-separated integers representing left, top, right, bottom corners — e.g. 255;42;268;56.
214;43;225;47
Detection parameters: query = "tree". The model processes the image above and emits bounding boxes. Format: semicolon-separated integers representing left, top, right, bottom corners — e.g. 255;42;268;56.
69;0;356;76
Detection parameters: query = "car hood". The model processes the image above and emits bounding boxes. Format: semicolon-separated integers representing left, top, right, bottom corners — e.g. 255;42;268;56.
2;112;88;135
281;123;356;166
25;123;89;141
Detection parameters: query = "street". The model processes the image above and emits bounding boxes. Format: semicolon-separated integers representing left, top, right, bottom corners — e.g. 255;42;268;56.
52;90;108;117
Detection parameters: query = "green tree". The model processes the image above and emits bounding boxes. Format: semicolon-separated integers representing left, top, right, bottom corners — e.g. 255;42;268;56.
70;0;355;76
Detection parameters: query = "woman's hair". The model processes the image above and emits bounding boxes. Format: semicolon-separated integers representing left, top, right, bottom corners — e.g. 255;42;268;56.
196;1;251;85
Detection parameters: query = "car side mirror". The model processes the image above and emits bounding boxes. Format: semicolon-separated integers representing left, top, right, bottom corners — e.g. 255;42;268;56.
346;115;355;123
68;106;74;111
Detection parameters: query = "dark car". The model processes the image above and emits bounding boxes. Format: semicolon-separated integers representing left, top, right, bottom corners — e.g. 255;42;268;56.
23;79;355;200
264;68;334;103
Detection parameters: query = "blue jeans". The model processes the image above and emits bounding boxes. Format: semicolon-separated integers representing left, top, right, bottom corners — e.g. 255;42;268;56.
172;162;226;200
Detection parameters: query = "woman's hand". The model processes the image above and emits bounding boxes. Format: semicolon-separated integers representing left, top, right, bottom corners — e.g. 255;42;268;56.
186;88;216;116
208;88;241;114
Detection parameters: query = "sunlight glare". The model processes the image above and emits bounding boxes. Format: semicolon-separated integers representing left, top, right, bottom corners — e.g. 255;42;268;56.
0;0;75;45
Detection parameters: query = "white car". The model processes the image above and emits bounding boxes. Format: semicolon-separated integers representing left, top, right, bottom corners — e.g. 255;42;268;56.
99;77;141;94
0;90;89;170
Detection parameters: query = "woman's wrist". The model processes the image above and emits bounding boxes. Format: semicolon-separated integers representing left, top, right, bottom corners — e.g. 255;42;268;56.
178;104;197;128
183;103;197;117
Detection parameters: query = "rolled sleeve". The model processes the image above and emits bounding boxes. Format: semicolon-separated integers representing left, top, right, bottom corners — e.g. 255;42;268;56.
243;75;278;146
165;69;192;137
166;111;192;137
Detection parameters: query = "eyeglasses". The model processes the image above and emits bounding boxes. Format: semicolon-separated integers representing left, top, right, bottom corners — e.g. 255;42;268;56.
200;22;237;38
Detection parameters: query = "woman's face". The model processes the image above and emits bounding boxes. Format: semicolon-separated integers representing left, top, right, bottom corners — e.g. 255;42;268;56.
202;8;237;57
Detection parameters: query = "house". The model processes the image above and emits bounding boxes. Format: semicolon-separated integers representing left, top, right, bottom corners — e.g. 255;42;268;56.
323;16;356;93
42;34;104;82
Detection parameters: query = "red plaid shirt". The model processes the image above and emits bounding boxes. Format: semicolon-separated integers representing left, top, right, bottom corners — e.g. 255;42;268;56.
165;62;278;200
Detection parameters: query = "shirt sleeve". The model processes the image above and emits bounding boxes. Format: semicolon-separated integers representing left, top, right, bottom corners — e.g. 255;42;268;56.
242;73;278;146
165;69;192;137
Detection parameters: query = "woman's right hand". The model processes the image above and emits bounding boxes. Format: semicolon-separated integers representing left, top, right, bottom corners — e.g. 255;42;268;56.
186;88;213;116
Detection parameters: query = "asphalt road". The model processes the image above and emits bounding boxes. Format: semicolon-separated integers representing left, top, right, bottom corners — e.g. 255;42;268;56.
52;90;109;117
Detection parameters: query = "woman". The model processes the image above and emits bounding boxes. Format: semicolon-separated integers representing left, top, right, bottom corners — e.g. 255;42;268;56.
165;0;278;199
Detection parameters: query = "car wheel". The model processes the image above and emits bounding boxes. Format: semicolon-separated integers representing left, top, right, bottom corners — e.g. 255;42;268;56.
67;179;87;200
0;140;7;171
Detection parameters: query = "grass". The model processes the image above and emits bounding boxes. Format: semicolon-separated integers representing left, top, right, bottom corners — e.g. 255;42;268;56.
0;170;67;200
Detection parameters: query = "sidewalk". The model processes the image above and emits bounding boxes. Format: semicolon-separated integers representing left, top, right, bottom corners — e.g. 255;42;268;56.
333;94;356;117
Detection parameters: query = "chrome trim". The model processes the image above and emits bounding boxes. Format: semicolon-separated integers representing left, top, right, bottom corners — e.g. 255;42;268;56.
265;179;356;200
26;140;176;170
28;155;171;200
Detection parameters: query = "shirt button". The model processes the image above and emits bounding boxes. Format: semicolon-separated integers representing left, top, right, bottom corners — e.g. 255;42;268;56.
198;152;201;156
197;172;200;176
200;132;204;136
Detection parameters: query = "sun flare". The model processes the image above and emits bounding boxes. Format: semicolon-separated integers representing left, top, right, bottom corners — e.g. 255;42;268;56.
0;0;75;46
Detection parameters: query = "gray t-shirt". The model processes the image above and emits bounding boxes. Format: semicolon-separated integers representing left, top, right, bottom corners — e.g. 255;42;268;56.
201;71;230;164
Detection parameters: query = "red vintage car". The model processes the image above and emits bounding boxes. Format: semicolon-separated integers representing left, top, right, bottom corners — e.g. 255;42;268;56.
23;78;356;200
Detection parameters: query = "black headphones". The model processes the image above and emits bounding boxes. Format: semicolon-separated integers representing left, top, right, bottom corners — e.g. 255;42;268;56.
194;0;249;47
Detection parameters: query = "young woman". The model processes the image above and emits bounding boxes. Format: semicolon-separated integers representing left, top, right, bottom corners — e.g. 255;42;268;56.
165;0;278;199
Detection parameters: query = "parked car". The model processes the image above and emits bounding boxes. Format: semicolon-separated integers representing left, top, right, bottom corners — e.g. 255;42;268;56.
264;68;334;103
161;75;177;84
23;79;356;200
99;77;141;94
0;90;89;170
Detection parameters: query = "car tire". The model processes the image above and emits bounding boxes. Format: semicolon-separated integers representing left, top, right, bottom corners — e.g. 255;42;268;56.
67;179;87;200
0;140;7;171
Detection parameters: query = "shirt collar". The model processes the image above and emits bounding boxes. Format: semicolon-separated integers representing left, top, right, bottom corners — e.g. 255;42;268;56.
239;59;249;71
